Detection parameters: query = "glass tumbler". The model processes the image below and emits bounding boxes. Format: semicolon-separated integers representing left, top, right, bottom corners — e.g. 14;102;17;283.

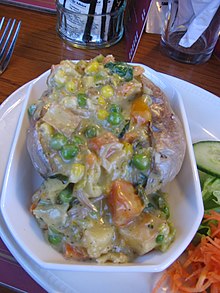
160;1;220;64
56;0;127;49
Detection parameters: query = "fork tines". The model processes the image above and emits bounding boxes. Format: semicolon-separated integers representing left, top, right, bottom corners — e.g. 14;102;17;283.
0;17;21;74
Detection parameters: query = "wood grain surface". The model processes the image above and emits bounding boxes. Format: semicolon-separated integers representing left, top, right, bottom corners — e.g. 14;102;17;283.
0;3;219;293
0;3;219;103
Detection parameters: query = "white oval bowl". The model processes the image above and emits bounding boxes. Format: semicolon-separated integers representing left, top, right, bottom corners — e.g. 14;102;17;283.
0;63;203;272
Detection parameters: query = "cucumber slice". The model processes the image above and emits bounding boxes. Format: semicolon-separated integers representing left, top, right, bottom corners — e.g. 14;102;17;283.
193;141;220;178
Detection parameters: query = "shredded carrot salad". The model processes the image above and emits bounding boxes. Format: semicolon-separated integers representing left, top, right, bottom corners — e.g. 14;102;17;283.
153;210;220;293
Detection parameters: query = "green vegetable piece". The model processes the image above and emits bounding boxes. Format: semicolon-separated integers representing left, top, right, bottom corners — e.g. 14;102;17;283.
132;154;150;171
157;195;170;218
84;126;97;138
48;233;62;245
136;172;148;187
77;93;87;108
109;104;121;113
105;62;133;81
162;205;170;218
197;223;212;237
49;174;69;184
61;144;79;160
118;119;130;139
198;170;210;189
202;176;220;211
28;104;37;116
107;112;123;125
156;234;164;244
59;185;73;203
193;141;220;178
50;133;68;150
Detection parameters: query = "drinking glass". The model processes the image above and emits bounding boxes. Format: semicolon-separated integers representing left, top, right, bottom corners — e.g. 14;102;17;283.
56;0;127;49
160;1;220;64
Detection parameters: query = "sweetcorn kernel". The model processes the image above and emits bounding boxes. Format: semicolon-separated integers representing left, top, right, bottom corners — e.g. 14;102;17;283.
124;142;133;155
97;109;109;120
101;85;114;98
86;61;99;73
98;96;106;106
65;80;77;93
69;163;85;183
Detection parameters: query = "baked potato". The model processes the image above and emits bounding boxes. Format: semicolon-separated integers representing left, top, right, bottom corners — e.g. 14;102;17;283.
28;55;185;262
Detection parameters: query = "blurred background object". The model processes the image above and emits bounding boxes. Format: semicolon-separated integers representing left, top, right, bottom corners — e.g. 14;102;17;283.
145;0;168;34
160;0;220;64
145;0;220;64
56;0;127;49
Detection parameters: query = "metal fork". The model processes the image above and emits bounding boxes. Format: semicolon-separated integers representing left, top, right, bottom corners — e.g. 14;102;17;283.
0;17;21;75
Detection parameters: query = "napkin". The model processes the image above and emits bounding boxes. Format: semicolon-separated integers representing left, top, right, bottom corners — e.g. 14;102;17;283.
178;0;220;47
145;0;220;49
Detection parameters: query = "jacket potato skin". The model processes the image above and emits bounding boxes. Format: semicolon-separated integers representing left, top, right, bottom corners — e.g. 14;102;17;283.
140;75;186;194
27;123;53;179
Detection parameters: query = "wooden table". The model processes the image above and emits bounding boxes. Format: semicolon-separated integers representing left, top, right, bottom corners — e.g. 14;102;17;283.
0;3;219;293
0;4;219;103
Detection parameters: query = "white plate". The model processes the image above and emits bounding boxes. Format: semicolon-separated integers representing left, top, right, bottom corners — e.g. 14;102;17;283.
0;64;203;273
0;71;219;292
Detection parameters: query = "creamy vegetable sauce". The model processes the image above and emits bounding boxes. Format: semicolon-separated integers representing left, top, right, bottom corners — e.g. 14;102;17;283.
28;55;176;263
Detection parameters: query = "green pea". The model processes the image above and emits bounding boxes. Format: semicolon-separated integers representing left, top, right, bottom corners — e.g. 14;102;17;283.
109;104;121;113
77;93;87;108
84;126;97;138
58;185;73;203
162;206;170;218
107;112;123;125
48;233;62;245
156;234;164;244
61;144;79;160
50;133;68;150
28;104;37;116
132;154;150;171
